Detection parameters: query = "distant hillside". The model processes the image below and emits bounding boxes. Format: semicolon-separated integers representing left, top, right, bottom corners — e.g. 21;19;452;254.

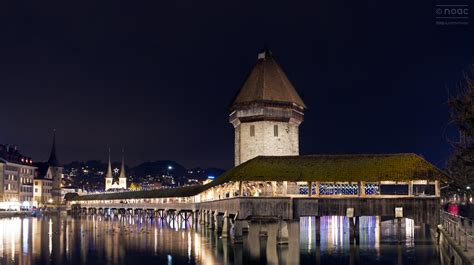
62;160;226;191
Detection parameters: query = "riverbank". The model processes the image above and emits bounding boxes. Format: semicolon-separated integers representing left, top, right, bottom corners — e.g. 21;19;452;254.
0;211;32;218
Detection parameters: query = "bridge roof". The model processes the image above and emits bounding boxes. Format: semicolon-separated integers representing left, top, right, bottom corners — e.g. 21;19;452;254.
213;153;447;184
69;153;446;201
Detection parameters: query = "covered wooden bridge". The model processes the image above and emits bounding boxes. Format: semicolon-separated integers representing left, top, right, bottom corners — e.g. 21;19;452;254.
67;153;447;243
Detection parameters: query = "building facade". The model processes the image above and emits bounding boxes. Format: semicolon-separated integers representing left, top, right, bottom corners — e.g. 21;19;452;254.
229;48;306;166
0;145;35;210
33;163;53;206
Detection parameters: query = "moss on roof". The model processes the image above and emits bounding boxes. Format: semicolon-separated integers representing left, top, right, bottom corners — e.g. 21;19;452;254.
213;154;447;184
70;153;447;201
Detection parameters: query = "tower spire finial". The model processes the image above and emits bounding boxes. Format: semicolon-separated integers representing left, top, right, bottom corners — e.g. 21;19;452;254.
258;45;271;60
106;148;113;179
119;148;126;179
48;129;60;167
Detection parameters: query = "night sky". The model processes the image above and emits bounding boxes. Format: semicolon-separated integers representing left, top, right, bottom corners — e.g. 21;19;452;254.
0;1;473;169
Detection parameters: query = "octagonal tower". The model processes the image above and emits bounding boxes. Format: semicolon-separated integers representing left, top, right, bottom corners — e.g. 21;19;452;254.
229;48;306;166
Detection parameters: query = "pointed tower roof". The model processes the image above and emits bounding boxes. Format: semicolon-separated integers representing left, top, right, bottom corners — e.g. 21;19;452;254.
48;130;61;167
106;148;113;179
231;47;306;109
119;149;126;179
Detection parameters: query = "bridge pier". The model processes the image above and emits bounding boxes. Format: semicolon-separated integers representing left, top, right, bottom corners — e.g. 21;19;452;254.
210;211;218;230
215;211;223;232
315;216;321;243
168;209;173;221
287;220;300;265
233;219;244;243
157;209;164;219
202;210;209;227
349;216;360;244
242;220;249;234
277;219;289;245
192;210;197;226
206;210;211;227
397;217;402;243
164;209;169;220
176;210;182;223
247;221;261;259
259;221;268;238
199;210;205;225
221;211;229;238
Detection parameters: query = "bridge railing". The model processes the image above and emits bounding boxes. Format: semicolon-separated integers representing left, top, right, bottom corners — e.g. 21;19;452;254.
440;210;474;251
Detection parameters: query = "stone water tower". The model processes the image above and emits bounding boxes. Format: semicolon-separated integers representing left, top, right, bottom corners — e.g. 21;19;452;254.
229;48;306;166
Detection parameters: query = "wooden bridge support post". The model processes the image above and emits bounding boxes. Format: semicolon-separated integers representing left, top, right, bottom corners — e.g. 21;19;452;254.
210;210;216;229
213;210;219;231
242;220;249;234
176;210;181;224
397;217;402;243
150;209;155;219
222;211;229;238
315;216;321;243
204;210;209;226
160;209;165;219
199;211;205;225
355;217;360;244
208;210;212;227
165;209;170;220
215;212;223;232
233;220;244;243
192;210;197;226
349;217;360;244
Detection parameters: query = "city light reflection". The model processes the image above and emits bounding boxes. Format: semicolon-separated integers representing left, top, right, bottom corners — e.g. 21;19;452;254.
0;215;436;265
48;218;52;255
22;219;28;254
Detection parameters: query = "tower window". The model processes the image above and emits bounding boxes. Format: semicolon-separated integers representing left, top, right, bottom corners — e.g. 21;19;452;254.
274;125;278;136
250;125;255;137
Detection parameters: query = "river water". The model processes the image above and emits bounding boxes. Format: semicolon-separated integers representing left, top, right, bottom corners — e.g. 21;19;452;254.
0;215;441;265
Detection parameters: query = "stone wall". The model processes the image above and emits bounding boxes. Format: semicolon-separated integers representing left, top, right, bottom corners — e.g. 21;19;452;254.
234;121;300;166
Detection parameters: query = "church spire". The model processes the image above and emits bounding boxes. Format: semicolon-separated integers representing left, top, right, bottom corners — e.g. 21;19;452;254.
48;129;61;167
119;148;126;179
106;148;113;179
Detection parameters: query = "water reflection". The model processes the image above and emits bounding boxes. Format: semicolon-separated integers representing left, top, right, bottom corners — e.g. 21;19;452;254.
0;215;440;265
